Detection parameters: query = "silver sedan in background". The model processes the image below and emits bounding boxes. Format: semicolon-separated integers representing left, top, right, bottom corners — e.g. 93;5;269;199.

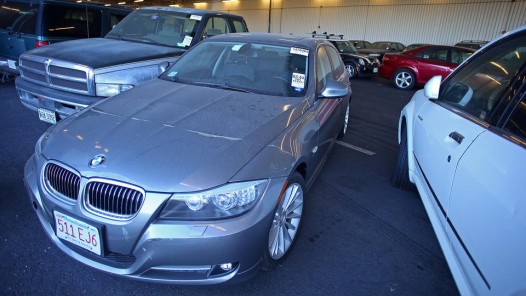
23;33;351;285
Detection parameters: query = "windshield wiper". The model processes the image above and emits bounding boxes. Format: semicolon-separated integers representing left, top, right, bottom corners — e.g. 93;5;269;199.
191;81;253;93
105;33;123;40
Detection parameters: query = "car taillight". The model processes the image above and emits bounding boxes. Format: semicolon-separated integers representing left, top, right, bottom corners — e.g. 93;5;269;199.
35;40;49;48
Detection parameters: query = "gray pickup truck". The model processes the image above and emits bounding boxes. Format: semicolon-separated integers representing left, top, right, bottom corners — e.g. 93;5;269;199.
16;6;248;123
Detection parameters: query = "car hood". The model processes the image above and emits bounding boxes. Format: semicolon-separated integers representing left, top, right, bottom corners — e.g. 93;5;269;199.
42;79;306;192
27;38;185;69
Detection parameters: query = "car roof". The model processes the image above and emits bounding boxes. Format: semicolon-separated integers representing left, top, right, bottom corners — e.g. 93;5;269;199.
456;40;489;44
139;6;242;18
402;44;476;54
7;0;132;9
208;33;326;49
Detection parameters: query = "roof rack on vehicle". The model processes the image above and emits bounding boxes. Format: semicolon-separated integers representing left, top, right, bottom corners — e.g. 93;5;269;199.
311;31;344;40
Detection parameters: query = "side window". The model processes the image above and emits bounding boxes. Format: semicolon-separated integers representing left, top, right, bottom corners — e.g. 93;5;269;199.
232;19;247;32
316;46;332;93
43;5;102;38
439;34;526;121
326;46;345;78
450;49;473;64
0;2;36;33
504;97;526;140
416;48;448;61
16;9;37;34
201;17;230;40
110;13;127;28
86;8;102;37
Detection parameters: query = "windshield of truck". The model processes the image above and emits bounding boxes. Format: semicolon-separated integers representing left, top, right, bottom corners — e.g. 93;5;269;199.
106;9;199;48
161;41;309;97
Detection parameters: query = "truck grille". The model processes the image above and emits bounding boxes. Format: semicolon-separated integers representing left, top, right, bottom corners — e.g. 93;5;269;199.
84;180;145;219
44;163;81;201
19;54;93;95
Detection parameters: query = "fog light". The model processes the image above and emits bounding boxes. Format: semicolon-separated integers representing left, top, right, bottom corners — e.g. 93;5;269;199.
209;262;238;276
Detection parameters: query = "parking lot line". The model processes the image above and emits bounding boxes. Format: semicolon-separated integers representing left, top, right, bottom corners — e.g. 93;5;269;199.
336;141;376;156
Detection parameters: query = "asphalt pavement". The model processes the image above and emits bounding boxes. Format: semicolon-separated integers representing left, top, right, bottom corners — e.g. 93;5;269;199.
0;76;459;295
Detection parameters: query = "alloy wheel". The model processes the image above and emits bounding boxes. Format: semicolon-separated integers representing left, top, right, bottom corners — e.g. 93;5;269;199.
268;183;304;260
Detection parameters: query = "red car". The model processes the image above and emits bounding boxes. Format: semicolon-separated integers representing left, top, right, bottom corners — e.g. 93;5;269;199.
379;45;475;89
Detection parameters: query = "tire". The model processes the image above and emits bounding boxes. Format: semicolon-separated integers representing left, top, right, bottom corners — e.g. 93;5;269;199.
337;100;350;139
261;172;305;270
393;69;415;90
391;126;413;190
345;64;357;79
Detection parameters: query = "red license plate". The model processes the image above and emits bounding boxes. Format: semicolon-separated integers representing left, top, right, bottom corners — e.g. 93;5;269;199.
54;211;102;255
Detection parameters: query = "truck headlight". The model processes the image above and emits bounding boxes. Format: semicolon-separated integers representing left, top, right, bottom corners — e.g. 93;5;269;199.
160;180;268;220
95;84;134;97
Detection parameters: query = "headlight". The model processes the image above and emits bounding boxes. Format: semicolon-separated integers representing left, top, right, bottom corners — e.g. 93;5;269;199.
160;180;268;220
95;84;134;97
358;59;365;66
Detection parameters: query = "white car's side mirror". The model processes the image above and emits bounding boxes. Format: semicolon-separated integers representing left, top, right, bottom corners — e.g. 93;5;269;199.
424;75;442;99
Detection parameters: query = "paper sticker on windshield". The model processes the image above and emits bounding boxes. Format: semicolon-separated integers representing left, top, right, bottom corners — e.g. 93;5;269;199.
290;47;309;56
291;73;305;89
190;15;202;21
183;36;193;47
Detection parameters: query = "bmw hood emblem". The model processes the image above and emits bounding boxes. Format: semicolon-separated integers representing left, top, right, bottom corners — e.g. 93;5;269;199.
89;154;106;168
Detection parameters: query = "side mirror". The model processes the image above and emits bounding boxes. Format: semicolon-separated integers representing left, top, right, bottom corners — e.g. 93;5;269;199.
320;80;349;99
424;75;442;99
158;61;170;73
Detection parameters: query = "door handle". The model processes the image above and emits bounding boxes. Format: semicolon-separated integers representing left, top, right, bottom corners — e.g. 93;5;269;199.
449;131;464;144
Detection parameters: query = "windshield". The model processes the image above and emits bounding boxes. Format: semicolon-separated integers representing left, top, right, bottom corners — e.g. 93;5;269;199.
332;41;357;53
370;42;392;50
106;10;199;48
161;41;309;97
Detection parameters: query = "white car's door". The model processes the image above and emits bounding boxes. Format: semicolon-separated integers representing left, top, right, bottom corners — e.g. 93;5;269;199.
448;127;526;295
421;33;526;295
412;101;484;227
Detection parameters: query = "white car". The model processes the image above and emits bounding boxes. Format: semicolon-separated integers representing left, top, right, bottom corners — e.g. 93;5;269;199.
392;26;526;295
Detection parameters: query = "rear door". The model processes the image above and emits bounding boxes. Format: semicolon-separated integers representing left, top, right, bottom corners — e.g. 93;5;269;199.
446;37;526;295
413;47;453;82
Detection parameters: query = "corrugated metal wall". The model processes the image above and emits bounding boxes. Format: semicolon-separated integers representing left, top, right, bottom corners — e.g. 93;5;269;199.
200;0;526;46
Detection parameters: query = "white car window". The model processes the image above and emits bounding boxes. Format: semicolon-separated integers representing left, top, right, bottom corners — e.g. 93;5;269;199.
439;35;526;121
504;97;526;139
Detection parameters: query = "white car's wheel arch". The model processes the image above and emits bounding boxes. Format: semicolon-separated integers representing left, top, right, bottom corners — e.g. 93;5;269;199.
398;98;417;184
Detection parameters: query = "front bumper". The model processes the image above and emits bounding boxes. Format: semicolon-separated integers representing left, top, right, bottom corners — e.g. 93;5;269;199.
24;155;284;284
358;62;380;77
16;77;103;120
0;57;20;75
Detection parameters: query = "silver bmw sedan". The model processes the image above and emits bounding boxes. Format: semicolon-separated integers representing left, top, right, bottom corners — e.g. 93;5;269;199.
24;33;352;285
